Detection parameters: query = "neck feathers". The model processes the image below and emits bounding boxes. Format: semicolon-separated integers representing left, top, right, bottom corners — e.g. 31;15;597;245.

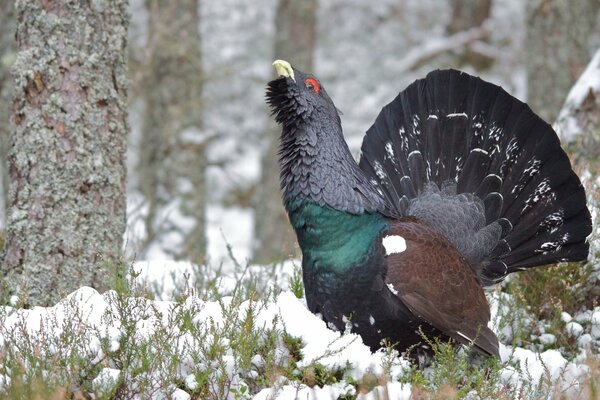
279;118;389;215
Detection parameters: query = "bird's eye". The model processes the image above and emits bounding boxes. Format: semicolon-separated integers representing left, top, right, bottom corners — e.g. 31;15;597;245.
304;77;320;94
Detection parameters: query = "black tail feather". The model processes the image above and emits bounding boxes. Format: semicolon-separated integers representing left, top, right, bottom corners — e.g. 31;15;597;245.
359;70;592;286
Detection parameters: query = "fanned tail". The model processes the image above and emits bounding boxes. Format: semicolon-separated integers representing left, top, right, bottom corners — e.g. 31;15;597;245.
359;70;592;286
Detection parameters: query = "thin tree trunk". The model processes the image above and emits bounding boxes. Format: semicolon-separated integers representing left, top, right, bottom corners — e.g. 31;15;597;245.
525;0;599;123
138;0;207;263
2;0;129;306
253;0;317;264
554;49;600;161
0;1;16;227
446;0;493;70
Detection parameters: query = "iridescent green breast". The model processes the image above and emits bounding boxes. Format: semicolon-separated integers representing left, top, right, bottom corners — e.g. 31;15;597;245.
285;199;388;273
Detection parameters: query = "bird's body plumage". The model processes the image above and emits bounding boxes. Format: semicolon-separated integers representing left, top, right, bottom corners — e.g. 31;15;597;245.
266;62;591;360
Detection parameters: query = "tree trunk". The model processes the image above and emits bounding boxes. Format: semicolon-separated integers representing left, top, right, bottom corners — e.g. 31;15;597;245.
2;0;129;306
554;49;600;162
0;1;16;227
137;0;207;263
446;0;493;70
525;0;599;123
253;0;317;264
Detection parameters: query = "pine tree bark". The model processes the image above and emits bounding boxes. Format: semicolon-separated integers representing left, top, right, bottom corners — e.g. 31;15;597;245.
253;0;317;264
525;0;599;123
138;0;207;262
2;0;129;306
0;1;16;225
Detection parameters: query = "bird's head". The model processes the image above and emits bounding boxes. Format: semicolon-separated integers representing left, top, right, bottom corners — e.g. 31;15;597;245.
266;60;392;216
266;60;339;129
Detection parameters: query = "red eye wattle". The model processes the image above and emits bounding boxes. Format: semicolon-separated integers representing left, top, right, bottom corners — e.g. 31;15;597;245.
304;77;320;93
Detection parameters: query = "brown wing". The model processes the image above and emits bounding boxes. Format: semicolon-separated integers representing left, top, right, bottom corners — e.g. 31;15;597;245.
384;217;499;357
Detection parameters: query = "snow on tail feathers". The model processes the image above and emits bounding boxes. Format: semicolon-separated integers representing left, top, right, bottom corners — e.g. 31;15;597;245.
359;69;592;286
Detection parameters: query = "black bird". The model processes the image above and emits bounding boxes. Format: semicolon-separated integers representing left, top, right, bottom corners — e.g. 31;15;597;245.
266;60;592;359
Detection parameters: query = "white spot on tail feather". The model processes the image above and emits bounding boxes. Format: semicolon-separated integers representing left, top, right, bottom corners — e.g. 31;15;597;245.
413;115;420;128
486;173;502;183
447;112;468;118
471;148;489;155
522;178;554;214
491;144;501;156
383;235;406;255
524;158;541;177
374;161;386;180
540;209;564;233
385;142;394;158
369;315;375;325
488;124;503;141
537;233;569;255
505;138;519;157
538;242;559;254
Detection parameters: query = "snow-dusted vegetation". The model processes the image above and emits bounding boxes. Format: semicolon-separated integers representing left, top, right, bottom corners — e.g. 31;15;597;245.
1;255;599;399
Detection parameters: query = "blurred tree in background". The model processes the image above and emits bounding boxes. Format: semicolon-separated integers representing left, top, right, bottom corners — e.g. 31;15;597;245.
526;0;599;123
447;0;492;34
253;0;318;264
446;0;494;70
137;0;208;263
2;0;129;306
555;49;600;163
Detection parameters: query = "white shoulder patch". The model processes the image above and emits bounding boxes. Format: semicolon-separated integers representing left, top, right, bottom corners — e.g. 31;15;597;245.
382;235;406;255
387;283;399;295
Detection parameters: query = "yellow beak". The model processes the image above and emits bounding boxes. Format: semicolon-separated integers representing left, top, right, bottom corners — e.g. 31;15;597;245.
272;59;295;82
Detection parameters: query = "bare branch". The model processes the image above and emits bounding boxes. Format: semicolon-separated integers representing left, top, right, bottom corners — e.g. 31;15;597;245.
394;21;492;72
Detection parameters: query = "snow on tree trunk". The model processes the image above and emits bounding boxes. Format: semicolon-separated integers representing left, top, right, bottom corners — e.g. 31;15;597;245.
253;0;317;264
525;0;599;123
554;49;600;159
137;0;207;262
0;1;16;226
2;0;129;306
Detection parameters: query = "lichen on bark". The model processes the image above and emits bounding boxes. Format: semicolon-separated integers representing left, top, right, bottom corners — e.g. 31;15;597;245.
0;1;16;224
2;0;129;306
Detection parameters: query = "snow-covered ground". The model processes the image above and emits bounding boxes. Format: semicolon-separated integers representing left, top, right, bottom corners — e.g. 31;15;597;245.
0;260;598;399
